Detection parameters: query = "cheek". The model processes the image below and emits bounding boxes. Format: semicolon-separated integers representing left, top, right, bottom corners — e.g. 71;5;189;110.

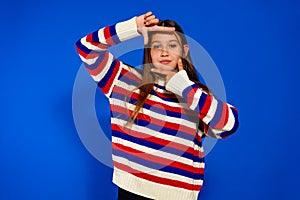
169;48;183;57
150;51;159;62
172;53;182;62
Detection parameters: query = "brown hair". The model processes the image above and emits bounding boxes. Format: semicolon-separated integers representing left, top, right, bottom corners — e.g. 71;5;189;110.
128;19;211;125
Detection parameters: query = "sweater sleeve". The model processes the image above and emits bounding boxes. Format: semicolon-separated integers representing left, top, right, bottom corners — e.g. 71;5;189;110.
75;17;140;97
166;70;239;139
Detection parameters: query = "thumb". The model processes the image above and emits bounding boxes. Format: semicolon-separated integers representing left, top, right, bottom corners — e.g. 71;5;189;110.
140;29;149;45
143;32;149;45
178;59;184;71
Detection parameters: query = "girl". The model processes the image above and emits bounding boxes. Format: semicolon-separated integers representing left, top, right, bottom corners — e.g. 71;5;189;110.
75;11;239;200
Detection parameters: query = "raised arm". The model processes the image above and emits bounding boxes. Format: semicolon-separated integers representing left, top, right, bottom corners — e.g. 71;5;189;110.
153;60;239;139
75;16;141;96
75;12;175;97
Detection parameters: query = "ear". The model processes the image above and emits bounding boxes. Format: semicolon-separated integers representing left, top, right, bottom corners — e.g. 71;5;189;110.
183;44;189;58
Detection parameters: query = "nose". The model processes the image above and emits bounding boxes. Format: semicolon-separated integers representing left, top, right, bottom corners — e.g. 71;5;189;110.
160;48;169;57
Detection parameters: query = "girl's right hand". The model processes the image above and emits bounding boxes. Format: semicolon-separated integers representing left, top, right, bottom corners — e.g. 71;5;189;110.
136;11;175;45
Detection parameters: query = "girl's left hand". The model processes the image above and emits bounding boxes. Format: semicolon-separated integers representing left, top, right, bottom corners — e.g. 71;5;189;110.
151;59;185;83
136;11;175;45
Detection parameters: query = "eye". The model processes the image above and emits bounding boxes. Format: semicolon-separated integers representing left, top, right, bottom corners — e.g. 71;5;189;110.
152;44;162;49
169;43;178;48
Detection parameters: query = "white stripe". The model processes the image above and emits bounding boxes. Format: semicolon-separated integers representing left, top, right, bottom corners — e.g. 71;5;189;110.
202;96;218;124
105;62;124;96
116;80;189;109
112;117;201;151
189;89;203;110
222;105;235;131
113;168;200;200
80;36;104;52
98;27;109;45
114;76;139;91
207;128;223;139
90;53;114;82
116;17;140;42
111;99;197;140
110;98;198;134
113;155;204;185
111;136;204;168
122;65;143;79
79;54;99;65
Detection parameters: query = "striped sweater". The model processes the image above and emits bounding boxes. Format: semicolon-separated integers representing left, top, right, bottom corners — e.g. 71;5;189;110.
75;17;239;200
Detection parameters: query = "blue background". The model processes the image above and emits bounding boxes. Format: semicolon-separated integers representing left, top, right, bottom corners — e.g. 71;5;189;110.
1;0;300;199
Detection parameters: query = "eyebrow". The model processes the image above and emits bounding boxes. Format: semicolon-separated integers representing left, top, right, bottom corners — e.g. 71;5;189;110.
151;40;180;44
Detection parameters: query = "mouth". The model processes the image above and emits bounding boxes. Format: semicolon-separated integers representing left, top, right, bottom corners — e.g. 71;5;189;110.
160;60;171;65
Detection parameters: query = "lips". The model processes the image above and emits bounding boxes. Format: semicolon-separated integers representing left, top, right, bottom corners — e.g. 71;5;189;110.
160;60;171;64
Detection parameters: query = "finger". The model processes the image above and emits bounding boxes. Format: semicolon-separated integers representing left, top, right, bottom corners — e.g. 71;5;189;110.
144;11;153;19
143;31;149;45
145;18;159;26
147;26;175;32
145;14;156;21
178;59;184;71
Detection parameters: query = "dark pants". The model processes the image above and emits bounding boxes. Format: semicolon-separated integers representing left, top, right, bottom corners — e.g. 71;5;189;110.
118;187;154;200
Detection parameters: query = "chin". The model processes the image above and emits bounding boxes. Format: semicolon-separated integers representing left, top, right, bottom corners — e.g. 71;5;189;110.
154;64;175;71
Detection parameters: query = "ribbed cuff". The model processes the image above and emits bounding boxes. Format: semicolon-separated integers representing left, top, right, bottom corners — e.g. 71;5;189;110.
116;17;141;41
166;70;195;96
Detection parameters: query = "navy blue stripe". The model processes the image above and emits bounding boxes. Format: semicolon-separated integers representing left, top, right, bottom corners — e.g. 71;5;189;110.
111;92;137;105
110;91;194;122
97;59;118;88
197;92;207;113
113;149;204;180
109;25;121;44
208;99;223;128
76;40;92;55
182;85;192;99
118;73;140;87
153;84;166;90
92;31;99;42
85;53;106;70
191;84;198;89
112;130;203;163
111;112;194;141
149;90;179;102
142;103;184;119
193;136;202;147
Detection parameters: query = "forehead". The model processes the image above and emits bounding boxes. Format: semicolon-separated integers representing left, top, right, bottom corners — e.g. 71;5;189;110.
151;32;180;43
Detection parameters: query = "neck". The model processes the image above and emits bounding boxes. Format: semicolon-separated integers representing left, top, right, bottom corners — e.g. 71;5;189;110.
154;74;166;86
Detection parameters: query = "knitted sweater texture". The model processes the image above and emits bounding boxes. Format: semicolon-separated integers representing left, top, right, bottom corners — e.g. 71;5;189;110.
75;17;239;200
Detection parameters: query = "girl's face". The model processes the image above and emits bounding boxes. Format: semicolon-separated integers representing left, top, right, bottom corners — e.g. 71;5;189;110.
150;33;187;71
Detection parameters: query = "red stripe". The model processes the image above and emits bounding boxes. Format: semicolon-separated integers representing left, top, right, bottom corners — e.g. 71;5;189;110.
120;68;141;83
76;45;98;59
186;88;198;107
76;45;89;58
101;60;120;94
86;34;109;49
104;26;115;45
232;106;238;113
200;95;212;120
214;102;229;129
154;89;177;99
86;51;110;76
76;38;107;60
113;85;191;115
76;44;98;59
111;105;196;136
113;143;204;174
111;123;199;156
114;161;202;191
